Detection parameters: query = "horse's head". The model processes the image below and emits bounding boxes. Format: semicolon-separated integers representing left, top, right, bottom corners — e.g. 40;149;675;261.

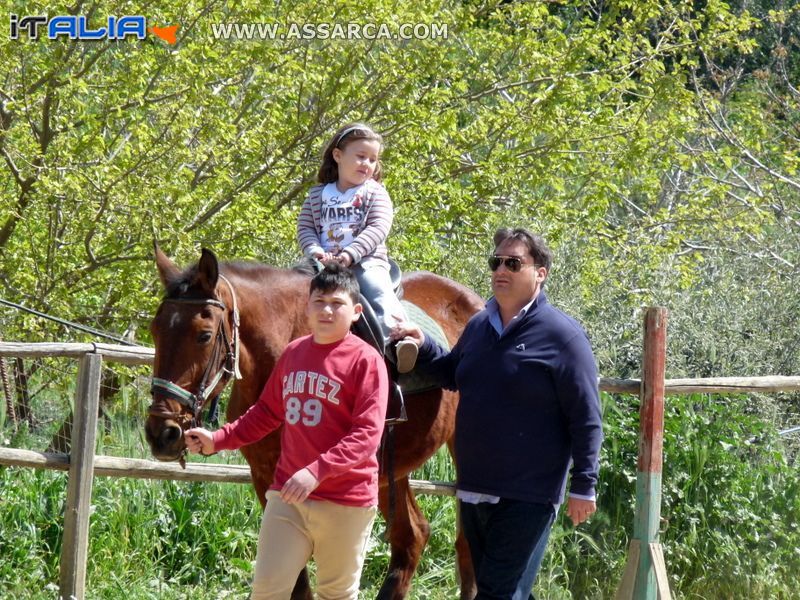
145;244;241;463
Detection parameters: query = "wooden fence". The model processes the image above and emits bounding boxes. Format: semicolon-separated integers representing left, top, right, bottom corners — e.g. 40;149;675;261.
2;308;800;600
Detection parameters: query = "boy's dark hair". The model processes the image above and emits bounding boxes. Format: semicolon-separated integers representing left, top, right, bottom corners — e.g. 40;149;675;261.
309;262;361;304
317;122;383;184
493;227;553;273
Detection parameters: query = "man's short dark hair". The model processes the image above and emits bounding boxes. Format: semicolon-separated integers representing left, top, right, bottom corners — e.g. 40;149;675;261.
309;262;361;304
493;227;553;272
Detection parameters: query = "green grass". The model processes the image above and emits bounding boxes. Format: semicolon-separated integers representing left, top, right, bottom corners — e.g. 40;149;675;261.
2;392;800;599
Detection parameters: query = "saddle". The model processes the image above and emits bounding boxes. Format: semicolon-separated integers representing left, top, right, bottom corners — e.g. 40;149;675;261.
350;260;451;424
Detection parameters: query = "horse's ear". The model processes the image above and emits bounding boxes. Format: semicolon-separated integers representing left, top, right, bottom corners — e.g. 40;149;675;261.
153;242;181;289
197;248;219;293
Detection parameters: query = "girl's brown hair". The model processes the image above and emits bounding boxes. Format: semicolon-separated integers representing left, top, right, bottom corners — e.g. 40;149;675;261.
317;122;384;184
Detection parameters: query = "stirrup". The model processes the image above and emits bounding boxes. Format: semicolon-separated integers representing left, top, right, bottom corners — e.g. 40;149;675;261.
385;382;408;425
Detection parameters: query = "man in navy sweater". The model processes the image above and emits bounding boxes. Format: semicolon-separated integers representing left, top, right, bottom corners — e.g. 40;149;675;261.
392;227;603;600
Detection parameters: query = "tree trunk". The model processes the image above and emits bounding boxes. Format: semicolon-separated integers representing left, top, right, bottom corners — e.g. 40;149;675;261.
1;355;17;430
13;357;31;425
47;367;119;454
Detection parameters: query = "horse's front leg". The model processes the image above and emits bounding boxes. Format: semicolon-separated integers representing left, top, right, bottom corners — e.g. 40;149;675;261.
376;476;431;599
447;438;477;600
290;570;313;600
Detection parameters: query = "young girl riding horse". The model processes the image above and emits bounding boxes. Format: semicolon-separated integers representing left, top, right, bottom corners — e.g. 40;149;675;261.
296;122;418;373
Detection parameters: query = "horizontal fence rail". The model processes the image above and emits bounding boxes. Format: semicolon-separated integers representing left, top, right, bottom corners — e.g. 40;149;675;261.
4;342;800;394
600;376;800;394
0;448;457;495
0;341;154;364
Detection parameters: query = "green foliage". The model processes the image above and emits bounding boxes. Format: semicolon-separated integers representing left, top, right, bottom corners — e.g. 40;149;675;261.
662;394;800;598
1;0;792;362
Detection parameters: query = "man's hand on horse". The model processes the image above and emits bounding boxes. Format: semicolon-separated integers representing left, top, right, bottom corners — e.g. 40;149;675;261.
390;322;425;347
185;427;215;456
280;468;319;504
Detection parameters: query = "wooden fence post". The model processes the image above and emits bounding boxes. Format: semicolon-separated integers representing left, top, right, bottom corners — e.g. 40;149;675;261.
616;307;672;600
59;352;102;600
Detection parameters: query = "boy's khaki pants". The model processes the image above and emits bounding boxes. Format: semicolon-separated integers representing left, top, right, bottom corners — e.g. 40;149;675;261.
251;490;377;600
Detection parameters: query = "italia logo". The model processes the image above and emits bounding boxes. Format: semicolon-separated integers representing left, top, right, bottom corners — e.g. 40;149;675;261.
9;14;179;44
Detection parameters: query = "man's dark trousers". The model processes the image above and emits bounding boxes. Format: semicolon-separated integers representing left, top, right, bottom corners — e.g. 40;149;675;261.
460;497;556;600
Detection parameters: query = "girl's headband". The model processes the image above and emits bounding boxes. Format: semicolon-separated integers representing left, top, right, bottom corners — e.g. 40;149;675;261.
335;126;369;147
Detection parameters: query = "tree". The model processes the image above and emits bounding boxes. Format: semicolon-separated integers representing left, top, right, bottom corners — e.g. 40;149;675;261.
1;0;793;384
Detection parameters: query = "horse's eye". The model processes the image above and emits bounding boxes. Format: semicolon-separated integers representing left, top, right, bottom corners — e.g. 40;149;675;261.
197;332;213;344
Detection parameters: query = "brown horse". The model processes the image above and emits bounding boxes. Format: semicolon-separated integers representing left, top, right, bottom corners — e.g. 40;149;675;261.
144;246;484;599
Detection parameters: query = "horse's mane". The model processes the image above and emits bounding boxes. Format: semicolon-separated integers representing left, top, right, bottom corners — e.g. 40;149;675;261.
164;258;315;298
290;256;319;276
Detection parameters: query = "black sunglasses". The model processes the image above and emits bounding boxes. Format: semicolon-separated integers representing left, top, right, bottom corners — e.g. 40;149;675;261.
488;255;527;273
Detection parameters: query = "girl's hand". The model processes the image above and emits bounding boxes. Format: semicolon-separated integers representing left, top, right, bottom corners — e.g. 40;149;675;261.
337;252;353;267
185;428;215;455
320;252;338;264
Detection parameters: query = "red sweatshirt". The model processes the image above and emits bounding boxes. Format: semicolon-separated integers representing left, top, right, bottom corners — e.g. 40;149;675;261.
212;333;388;507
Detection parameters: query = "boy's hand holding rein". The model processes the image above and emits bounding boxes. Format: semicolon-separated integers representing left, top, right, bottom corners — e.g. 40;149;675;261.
185;427;215;456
